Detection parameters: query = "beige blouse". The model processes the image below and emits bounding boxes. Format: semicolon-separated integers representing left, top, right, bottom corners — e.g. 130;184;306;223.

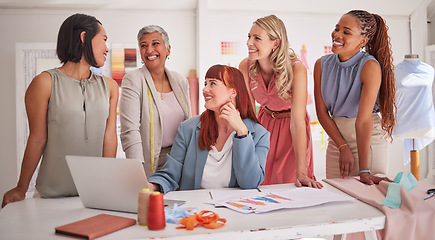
36;68;109;198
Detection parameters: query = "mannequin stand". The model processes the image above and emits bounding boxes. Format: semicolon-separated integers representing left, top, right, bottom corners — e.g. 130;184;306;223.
410;139;420;181
410;150;419;181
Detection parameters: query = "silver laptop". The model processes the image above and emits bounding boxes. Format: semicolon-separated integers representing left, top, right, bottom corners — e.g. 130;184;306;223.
66;155;184;213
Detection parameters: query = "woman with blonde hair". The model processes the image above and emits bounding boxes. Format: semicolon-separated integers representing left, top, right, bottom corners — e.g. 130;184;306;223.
239;15;321;188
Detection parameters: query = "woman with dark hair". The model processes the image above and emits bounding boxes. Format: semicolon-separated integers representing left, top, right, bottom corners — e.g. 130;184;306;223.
148;65;270;194
2;13;118;207
314;10;395;185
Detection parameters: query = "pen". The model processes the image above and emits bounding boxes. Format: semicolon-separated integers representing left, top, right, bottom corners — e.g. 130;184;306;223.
209;191;213;199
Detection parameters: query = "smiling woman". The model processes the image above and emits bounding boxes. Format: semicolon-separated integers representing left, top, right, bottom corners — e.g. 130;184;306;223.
314;10;395;185
119;25;192;178
238;14;321;189
147;65;270;194
2;13;119;208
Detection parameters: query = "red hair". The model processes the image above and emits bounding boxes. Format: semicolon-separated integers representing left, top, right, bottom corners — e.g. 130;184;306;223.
199;65;258;150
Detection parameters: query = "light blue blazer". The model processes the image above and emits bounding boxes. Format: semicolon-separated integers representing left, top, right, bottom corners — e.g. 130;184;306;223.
148;116;270;194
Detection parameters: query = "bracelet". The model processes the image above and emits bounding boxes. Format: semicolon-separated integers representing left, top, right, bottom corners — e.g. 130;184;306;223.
338;143;348;149
358;170;371;175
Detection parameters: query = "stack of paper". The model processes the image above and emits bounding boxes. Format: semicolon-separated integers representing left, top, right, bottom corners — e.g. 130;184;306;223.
206;187;353;214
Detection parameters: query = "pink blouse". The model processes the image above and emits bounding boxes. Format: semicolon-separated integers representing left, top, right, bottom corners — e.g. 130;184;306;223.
160;91;185;147
248;59;301;111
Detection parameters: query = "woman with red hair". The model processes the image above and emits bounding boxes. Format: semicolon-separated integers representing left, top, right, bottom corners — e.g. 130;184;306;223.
148;65;270;194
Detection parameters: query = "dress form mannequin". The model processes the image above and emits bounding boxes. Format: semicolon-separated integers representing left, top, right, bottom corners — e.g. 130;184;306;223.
394;54;435;181
404;54;419;60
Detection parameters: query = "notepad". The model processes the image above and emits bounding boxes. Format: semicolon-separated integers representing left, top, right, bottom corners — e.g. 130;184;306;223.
55;214;136;240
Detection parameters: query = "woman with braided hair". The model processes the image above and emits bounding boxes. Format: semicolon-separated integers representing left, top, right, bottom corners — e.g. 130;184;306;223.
314;10;395;185
239;15;322;188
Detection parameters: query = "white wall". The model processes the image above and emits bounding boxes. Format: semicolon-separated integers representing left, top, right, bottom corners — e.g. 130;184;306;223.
411;0;429;58
0;8;196;202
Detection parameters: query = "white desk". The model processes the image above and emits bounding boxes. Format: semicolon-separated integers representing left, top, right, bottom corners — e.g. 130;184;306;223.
0;182;385;240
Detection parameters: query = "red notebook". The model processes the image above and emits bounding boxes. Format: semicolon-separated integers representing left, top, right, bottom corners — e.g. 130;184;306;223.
55;214;136;239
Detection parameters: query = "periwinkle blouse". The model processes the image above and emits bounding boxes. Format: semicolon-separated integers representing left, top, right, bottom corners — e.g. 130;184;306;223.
320;51;380;118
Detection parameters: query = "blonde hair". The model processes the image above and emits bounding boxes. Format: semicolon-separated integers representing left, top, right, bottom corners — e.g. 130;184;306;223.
249;14;296;101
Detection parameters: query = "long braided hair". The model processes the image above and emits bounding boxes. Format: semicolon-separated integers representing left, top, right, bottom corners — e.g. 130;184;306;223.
249;15;297;101
346;10;396;139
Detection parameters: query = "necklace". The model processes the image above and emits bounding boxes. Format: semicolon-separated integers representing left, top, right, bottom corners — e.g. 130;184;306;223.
153;73;166;100
160;78;164;100
158;74;167;100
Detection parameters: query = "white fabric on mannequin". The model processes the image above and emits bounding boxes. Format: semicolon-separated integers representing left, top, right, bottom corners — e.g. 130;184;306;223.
394;54;435;164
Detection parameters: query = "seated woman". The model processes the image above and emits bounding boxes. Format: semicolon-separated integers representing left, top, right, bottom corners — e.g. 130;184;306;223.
148;65;270;194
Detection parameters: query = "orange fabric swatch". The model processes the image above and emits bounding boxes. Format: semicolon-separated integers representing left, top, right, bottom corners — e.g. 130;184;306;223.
176;210;226;230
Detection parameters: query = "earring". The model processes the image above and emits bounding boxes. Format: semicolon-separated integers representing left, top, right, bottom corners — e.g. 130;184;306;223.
272;48;276;52
141;60;144;64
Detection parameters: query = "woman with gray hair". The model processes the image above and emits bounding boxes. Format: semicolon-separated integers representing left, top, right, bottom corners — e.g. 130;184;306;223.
120;25;191;177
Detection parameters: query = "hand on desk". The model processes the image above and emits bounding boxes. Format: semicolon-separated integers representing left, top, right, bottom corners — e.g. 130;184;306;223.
359;172;392;185
295;173;323;189
2;186;26;208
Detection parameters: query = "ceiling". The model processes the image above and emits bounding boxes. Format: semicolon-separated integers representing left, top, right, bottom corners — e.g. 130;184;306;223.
0;0;430;17
0;0;198;11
